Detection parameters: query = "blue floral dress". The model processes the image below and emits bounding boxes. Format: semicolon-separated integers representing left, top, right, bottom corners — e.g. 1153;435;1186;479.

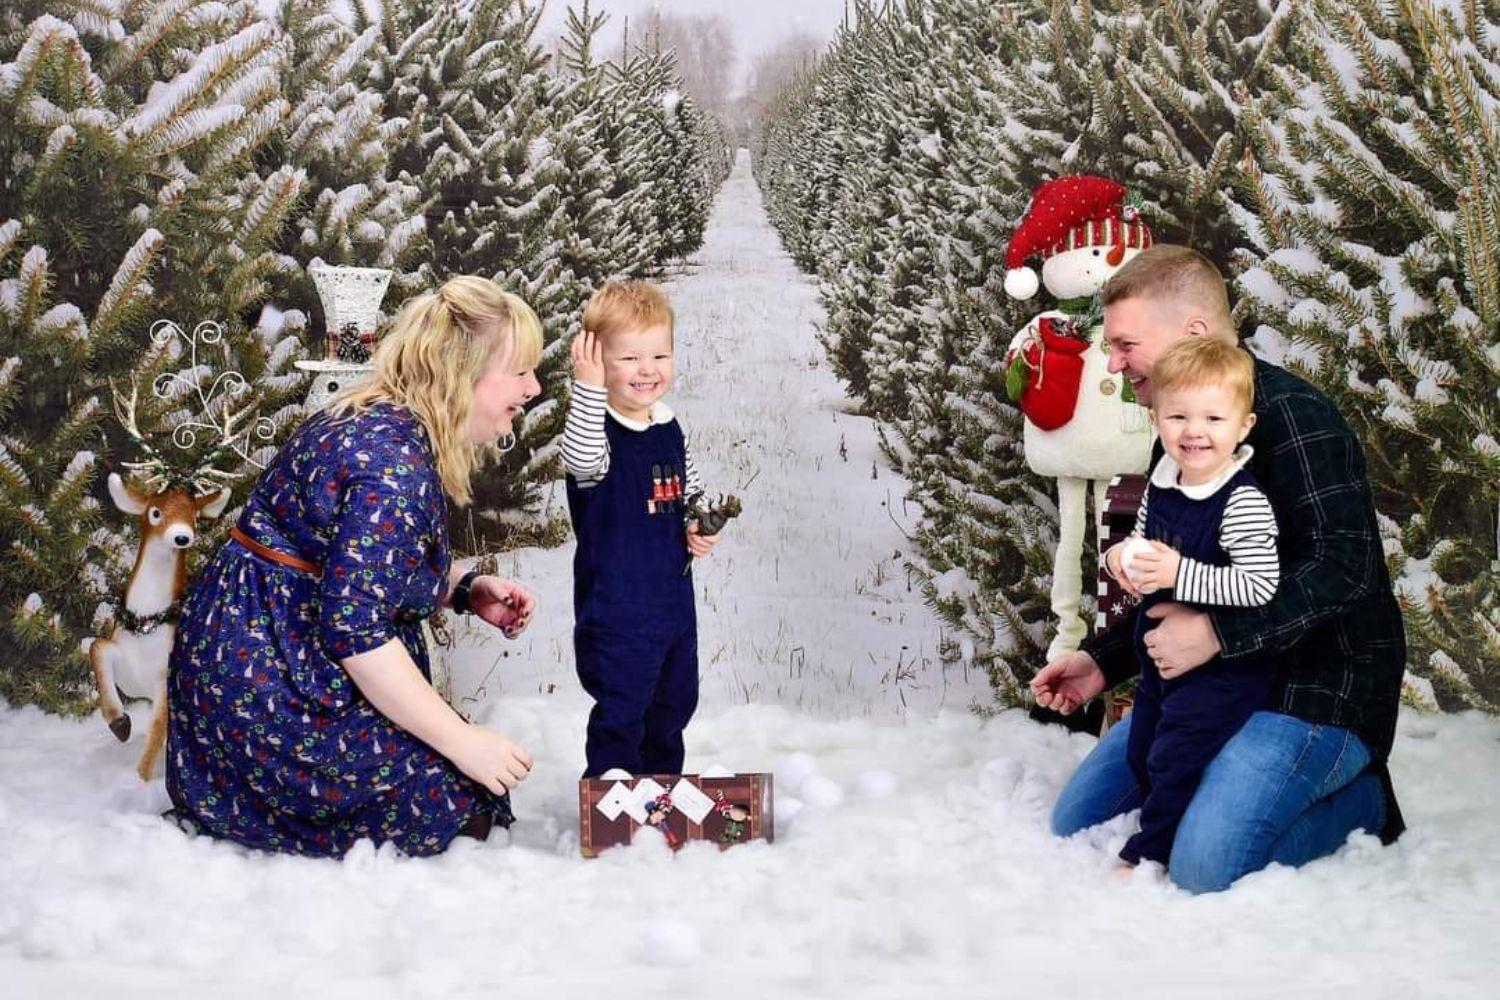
166;403;512;857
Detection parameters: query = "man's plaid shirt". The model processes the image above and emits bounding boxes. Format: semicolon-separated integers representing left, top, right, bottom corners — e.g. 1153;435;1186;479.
1082;358;1407;835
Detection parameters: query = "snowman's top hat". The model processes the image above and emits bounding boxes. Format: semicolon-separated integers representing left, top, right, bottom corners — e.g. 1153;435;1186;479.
295;264;393;374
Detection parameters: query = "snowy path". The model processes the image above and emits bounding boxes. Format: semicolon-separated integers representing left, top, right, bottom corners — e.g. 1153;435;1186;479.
4;155;1500;1000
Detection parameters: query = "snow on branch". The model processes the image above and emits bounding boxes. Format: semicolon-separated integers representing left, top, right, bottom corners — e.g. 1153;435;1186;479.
93;229;164;341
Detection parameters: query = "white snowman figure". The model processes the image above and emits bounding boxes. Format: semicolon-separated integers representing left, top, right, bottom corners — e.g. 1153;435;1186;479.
295;264;393;408
1001;175;1156;661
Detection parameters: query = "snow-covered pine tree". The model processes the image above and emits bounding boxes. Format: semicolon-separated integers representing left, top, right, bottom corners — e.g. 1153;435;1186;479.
1233;0;1499;711
0;0;307;712
1113;0;1303;266
854;7;952;424
892;0;1059;698
549;0;635;293
611;38;721;264
376;0;553;284
369;1;728;553
755;2;901;401
371;0;566;551
462;0;633;552
272;0;428;295
596;42;669;275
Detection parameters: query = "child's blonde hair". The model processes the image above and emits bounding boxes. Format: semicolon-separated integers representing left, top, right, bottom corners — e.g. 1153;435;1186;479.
329;275;543;506
1149;337;1256;414
582;280;674;339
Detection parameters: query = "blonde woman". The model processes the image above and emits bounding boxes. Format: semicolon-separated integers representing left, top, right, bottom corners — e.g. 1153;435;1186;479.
166;276;542;857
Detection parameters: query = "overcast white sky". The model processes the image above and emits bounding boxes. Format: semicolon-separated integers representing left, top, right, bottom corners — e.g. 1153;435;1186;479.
534;0;847;90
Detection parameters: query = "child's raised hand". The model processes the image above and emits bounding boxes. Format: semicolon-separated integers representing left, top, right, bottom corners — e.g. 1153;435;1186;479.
1127;540;1181;593
685;521;719;559
571;329;605;387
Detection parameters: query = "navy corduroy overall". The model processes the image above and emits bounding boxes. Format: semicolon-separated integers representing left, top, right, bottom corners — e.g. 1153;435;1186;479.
567;414;699;778
1122;466;1277;866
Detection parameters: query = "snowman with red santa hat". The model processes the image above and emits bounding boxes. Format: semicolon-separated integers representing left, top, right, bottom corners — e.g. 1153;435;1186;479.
1002;175;1155;661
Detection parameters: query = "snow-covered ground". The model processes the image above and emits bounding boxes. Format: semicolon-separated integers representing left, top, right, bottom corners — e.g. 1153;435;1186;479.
4;154;1500;999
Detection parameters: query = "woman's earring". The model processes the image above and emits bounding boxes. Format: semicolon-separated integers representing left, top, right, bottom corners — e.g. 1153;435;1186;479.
497;432;517;454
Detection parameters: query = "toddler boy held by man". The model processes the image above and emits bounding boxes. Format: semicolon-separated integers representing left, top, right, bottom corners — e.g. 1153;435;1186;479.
1105;337;1281;871
563;281;721;778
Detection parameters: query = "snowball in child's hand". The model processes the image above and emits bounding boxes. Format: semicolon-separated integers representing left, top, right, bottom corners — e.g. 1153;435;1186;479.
1118;537;1160;594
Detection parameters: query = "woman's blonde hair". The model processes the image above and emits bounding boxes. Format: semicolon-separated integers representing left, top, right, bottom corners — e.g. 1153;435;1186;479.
328;275;544;506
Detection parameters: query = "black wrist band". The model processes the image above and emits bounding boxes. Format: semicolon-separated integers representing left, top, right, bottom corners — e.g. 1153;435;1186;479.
451;569;482;615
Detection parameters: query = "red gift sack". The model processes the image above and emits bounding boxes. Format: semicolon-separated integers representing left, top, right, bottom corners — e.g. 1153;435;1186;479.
1016;316;1089;431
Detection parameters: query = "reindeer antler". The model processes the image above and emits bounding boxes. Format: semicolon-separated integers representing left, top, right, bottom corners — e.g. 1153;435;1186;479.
111;379;181;494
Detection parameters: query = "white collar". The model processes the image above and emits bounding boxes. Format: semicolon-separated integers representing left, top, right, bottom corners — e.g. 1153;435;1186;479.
606;400;675;431
1149;445;1255;500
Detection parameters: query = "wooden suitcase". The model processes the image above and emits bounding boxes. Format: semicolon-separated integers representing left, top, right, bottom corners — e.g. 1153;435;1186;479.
579;773;774;857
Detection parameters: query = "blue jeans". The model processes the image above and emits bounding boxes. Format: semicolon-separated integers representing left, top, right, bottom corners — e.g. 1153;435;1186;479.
1051;710;1386;893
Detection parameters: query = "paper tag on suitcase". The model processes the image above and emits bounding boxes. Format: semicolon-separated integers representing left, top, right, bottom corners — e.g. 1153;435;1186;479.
595;781;632;821
622;778;668;823
668;778;716;824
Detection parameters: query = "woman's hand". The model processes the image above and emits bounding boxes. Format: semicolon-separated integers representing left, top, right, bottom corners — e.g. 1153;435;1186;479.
468;576;535;638
448;724;533;795
341;640;532;794
571;330;605;387
685;521;719;559
1127;540;1181;593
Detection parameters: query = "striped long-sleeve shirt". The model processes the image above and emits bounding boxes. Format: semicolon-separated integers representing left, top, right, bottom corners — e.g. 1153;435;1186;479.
1127;476;1280;607
562;380;705;494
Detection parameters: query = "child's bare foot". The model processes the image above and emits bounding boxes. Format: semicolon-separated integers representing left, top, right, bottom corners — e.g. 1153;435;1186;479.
1111;863;1136;879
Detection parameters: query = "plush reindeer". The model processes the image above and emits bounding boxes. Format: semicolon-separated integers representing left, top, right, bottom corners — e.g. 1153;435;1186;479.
86;379;243;781
86;472;230;780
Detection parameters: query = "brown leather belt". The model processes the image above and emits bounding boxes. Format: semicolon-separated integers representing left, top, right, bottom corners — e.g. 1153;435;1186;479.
230;526;321;577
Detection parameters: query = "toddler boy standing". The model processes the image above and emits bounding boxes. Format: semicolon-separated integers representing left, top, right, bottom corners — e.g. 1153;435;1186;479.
564;281;719;777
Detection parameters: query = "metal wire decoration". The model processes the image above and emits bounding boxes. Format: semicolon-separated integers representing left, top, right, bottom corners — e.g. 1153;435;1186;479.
112;319;277;494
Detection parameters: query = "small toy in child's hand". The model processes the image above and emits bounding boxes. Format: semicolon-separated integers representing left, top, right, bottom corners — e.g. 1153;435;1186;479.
682;492;742;576
1117;536;1160;594
684;491;742;536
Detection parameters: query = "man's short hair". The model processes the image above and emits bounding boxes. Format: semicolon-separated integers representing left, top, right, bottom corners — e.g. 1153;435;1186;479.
582;280;674;338
1102;245;1233;334
1150;336;1255;414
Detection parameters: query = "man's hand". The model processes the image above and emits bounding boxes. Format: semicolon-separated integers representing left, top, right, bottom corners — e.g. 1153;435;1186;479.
1141;603;1221;679
571;330;605;387
468;576;536;639
1029;651;1106;716
685;521;719;559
